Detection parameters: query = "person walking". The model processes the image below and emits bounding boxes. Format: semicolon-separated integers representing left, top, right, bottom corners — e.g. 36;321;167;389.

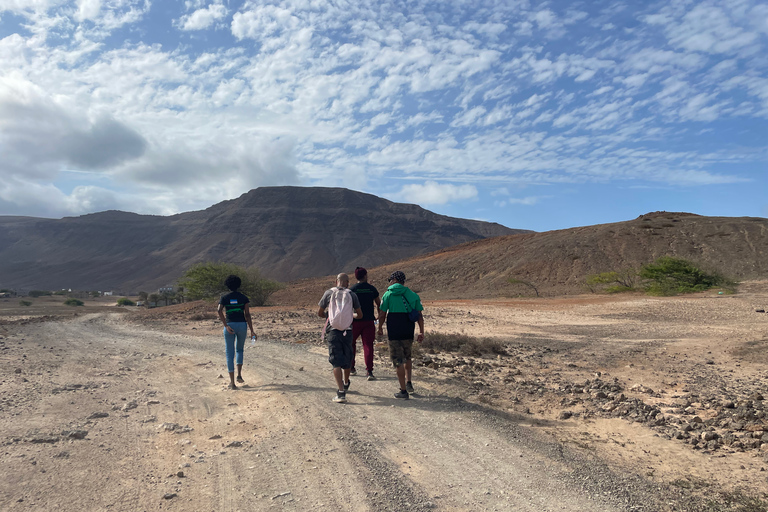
217;275;256;390
318;273;363;403
377;270;424;399
349;267;381;380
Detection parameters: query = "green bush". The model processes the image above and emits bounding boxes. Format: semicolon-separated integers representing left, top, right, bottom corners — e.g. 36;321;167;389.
640;256;733;296
585;269;637;293
19;300;32;307
29;290;52;297
421;332;506;357
179;262;283;305
64;298;84;306
116;298;135;306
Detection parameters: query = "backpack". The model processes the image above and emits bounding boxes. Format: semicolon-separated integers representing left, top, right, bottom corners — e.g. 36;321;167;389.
328;287;354;331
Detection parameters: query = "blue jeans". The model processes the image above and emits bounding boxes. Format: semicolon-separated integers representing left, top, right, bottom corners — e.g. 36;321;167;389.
224;322;247;373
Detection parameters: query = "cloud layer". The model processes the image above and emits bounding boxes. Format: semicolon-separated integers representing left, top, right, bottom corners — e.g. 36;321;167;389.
0;0;766;224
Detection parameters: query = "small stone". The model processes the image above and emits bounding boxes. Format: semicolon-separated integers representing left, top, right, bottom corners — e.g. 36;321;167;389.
177;471;184;478
87;412;109;419
61;430;88;440
559;411;573;420
162;493;177;500
226;441;243;448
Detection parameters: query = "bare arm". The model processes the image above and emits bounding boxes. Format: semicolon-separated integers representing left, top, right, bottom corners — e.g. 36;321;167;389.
317;306;326;318
244;303;256;339
217;304;234;334
374;296;381;316
377;310;387;335
416;312;424;342
353;307;363;319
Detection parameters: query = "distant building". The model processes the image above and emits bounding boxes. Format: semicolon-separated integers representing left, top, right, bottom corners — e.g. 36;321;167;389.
103;291;113;296
158;286;175;294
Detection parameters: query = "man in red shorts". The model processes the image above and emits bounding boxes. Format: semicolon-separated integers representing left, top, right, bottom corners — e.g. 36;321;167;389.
349;267;381;380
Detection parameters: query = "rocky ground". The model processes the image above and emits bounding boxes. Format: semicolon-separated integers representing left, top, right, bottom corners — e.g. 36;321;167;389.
2;284;768;511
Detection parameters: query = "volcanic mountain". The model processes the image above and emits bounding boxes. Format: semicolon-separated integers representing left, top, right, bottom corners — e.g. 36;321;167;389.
0;187;523;292
271;211;768;305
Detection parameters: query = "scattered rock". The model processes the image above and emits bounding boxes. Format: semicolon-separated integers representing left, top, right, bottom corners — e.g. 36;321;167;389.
162;493;177;500
121;401;138;411
61;430;88;440
559;411;573;420
87;412;109;419
226;441;243;448
27;435;58;444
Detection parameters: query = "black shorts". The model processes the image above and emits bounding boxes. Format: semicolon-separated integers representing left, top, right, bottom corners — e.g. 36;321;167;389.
326;329;353;369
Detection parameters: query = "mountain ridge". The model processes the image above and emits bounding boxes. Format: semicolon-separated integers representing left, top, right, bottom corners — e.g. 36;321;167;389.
270;211;768;305
0;186;523;292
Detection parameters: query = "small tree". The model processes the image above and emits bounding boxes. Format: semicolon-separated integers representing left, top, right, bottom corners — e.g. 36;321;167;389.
507;278;539;297
90;291;100;298
640;257;731;296
585;268;638;293
138;291;148;302
64;298;84;306
116;297;135;306
160;290;175;306
147;293;160;307
179;262;283;305
19;300;32;307
29;290;52;297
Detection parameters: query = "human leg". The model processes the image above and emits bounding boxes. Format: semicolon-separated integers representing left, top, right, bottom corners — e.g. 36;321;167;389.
389;338;409;397
402;339;414;392
328;330;353;400
351;322;363;373
224;327;237;388
360;321;375;373
232;323;247;382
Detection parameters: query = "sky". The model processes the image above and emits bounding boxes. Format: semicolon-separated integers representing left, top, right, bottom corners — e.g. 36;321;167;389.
0;0;766;232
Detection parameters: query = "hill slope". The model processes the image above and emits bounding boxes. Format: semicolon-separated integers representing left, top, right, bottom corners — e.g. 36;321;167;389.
272;211;768;304
0;187;522;292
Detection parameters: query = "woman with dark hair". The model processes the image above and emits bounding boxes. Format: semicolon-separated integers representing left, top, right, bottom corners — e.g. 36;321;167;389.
217;274;256;389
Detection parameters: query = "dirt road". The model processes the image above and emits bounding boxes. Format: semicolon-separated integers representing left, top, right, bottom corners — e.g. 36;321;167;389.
1;312;675;511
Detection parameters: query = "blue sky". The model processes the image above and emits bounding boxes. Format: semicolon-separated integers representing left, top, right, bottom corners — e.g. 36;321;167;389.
0;0;766;232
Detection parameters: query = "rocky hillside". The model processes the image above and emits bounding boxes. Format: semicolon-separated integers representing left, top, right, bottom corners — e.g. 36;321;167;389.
272;211;768;305
0;187;522;292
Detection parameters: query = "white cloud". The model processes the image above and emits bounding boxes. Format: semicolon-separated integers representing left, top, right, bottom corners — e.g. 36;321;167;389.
177;2;228;31
398;181;478;205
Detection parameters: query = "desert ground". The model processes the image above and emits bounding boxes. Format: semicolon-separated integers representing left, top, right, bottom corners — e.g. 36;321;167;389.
1;284;768;511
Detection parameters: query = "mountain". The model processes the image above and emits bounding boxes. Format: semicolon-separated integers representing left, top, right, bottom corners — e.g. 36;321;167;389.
0;187;524;292
270;211;768;305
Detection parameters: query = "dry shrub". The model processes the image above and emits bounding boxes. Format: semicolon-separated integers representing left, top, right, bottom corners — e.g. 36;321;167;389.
421;332;505;357
189;311;217;321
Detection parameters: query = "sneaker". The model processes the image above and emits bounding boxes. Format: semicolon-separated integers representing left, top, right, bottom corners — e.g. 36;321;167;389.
394;390;409;399
367;372;376;381
349;368;357;376
344;380;350;391
333;391;347;403
406;381;414;393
